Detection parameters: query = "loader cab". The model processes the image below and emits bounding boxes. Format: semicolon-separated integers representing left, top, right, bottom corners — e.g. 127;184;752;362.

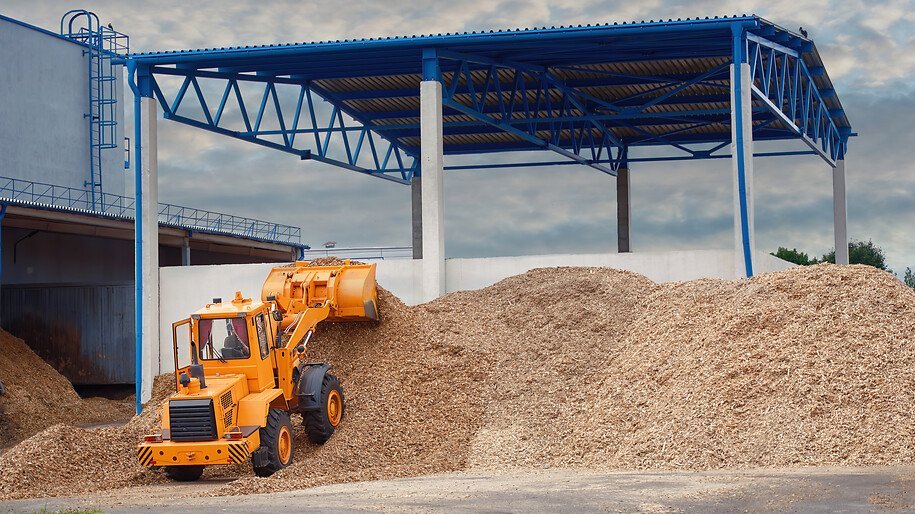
172;291;278;394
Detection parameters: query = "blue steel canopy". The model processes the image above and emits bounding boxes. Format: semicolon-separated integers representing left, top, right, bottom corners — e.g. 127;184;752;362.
128;15;851;183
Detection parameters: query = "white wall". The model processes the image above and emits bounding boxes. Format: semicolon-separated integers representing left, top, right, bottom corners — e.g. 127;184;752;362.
156;250;793;375
0;17;125;195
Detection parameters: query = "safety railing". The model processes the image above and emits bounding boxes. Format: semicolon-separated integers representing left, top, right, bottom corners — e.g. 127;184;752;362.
0;176;302;245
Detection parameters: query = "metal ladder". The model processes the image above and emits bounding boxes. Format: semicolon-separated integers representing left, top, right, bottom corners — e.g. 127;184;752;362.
60;10;129;211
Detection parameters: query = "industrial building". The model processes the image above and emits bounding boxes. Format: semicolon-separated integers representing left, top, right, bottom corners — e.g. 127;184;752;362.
0;11;852;406
0;12;307;388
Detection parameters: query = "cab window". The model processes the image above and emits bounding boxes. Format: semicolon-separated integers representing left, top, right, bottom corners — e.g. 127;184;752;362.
254;314;270;360
198;318;250;360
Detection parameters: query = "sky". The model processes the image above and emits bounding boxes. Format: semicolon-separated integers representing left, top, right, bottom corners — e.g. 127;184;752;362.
5;0;915;272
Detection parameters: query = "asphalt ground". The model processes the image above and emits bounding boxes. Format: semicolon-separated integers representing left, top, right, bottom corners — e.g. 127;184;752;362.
3;465;914;513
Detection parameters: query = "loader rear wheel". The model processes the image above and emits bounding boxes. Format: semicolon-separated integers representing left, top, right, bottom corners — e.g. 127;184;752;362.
303;373;344;444
253;408;293;477
164;465;204;482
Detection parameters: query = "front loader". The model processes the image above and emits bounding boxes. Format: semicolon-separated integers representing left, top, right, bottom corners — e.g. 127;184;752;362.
138;260;378;481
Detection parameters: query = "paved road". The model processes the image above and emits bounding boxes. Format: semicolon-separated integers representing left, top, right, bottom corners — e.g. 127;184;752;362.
3;465;915;513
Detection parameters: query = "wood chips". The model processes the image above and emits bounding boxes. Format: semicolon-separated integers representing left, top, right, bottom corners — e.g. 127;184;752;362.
2;263;914;500
0;330;134;449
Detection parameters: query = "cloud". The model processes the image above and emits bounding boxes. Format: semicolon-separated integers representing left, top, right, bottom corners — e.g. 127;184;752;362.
4;1;913;272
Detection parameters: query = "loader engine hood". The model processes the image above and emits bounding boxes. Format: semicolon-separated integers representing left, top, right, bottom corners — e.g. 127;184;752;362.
164;375;247;442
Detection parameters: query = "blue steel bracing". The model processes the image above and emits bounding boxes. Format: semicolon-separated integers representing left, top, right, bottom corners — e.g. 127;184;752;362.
145;67;419;184
124;16;851;180
433;51;625;175
745;34;845;165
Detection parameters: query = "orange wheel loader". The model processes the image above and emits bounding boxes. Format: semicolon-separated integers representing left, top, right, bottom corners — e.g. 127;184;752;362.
137;260;378;481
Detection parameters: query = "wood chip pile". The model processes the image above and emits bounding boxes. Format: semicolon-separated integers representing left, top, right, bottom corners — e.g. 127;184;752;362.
576;264;915;470
227;288;486;495
0;330;134;448
2;263;913;501
0;373;174;499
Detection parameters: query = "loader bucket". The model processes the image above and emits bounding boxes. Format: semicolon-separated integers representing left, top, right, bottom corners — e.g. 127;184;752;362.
328;262;378;321
261;261;379;321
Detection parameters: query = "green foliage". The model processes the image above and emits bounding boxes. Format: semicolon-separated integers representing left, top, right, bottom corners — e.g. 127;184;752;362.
821;239;888;270
904;268;915;290
771;247;815;266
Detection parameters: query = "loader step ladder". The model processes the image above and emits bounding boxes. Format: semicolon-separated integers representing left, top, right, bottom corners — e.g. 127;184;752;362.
60;10;129;211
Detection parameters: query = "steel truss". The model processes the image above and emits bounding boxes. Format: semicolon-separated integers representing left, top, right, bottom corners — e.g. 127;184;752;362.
747;34;846;164
144;66;419;184
432;50;632;176
131;30;848;184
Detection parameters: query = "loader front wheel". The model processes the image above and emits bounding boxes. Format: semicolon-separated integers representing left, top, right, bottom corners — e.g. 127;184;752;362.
164;465;204;482
253;408;293;477
303;373;344;444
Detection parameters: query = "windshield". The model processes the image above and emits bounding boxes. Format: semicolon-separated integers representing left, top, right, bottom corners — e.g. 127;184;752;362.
198;317;250;361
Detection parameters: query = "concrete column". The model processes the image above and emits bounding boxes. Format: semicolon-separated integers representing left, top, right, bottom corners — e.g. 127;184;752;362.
139;96;159;403
0;205;6;326
411;176;423;259
617;167;631;253
730;60;755;278
833;159;849;265
181;236;191;266
420;80;445;301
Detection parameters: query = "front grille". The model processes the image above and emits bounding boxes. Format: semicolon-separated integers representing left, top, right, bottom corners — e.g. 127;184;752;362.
169;399;217;442
220;391;233;410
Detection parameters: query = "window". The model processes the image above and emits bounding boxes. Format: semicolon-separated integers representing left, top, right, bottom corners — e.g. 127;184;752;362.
198;318;250;361
254;314;270;360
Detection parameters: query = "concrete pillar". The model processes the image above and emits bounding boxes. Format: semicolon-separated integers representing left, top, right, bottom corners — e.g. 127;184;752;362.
617;167;631;253
411;176;423;259
181;236;191;266
139;96;159;403
730;59;755;278
0;205;6;326
833;159;849;265
420;80;445;301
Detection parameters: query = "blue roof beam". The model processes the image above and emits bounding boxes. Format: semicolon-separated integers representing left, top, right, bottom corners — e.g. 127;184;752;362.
147;72;417;183
435;50;628;175
746;34;845;164
328;70;731;101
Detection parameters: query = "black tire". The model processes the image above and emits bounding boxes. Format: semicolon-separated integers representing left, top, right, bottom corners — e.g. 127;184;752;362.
303;373;344;444
253;408;293;477
164;465;204;482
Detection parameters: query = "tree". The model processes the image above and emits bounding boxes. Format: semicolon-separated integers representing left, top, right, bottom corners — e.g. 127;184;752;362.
771;247;815;266
904;268;915;290
821;239;888;270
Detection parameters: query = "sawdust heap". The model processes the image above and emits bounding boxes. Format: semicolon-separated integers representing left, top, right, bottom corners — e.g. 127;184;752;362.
2;264;914;501
419;268;657;468
306;257;361;266
0;374;174;500
578;264;915;469
0;330;135;448
226;288;485;494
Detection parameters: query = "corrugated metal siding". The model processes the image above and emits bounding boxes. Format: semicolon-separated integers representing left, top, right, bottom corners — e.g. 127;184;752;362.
1;284;135;384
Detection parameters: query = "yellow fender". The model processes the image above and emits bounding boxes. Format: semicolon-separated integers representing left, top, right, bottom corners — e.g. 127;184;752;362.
236;389;288;428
